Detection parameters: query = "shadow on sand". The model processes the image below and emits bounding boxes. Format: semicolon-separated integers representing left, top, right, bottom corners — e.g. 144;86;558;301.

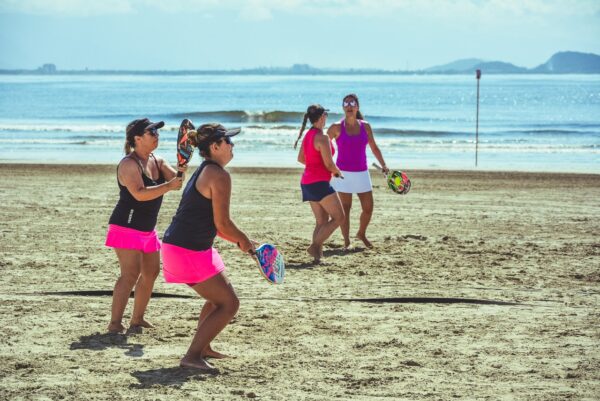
70;332;145;357
39;290;193;298
130;366;217;389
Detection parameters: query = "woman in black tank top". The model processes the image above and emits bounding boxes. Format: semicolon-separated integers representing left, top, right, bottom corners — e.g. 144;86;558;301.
161;123;254;371
105;118;184;334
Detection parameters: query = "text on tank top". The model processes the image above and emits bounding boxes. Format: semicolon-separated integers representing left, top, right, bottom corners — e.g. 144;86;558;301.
108;153;165;232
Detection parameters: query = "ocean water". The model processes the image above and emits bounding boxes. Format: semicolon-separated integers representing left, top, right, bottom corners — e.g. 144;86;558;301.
0;74;598;173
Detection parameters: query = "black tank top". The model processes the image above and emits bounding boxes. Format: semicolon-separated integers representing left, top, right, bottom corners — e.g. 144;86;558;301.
162;160;219;251
108;153;165;232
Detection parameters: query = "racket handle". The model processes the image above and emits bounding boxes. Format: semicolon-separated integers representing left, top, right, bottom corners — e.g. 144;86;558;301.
177;171;183;178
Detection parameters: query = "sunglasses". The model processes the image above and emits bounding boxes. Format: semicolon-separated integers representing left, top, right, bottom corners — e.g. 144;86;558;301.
146;128;159;137
219;136;233;145
343;100;357;107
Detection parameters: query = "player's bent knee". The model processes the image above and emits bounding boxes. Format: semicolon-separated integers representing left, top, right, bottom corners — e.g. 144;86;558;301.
224;295;240;316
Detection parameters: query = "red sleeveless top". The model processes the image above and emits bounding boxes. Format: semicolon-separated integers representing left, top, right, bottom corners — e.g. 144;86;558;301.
300;128;335;184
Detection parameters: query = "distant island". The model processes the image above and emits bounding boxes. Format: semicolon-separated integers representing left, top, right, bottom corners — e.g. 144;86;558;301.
2;51;599;75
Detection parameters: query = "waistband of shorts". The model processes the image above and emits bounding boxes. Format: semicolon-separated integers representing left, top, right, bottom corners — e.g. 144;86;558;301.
108;224;156;236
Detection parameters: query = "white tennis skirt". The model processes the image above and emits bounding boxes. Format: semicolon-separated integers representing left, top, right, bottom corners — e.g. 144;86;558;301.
331;169;372;194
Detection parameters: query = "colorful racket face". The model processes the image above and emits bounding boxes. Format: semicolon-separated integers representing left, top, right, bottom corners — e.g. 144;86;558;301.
372;163;411;195
252;243;285;284
177;119;195;177
387;171;411;195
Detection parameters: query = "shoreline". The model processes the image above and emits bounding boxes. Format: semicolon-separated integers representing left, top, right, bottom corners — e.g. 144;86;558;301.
2;163;599;178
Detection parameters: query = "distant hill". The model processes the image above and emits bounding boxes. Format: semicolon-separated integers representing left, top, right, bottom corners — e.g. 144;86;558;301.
424;58;484;73
471;61;528;74
422;51;598;74
426;59;527;74
531;51;600;73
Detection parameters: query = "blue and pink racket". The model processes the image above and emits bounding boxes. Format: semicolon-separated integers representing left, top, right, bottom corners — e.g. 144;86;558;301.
251;244;285;284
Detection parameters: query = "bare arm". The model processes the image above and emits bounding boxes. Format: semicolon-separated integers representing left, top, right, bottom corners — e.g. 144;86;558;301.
297;142;305;165
205;168;253;253
314;134;342;177
118;158;182;201
156;155;181;181
365;122;388;173
326;123;340;140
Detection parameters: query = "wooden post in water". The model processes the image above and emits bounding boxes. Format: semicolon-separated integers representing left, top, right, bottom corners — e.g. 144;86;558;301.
475;69;481;167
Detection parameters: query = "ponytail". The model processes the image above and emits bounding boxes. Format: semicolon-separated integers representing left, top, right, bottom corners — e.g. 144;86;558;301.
294;113;309;149
124;138;135;154
356;110;364;120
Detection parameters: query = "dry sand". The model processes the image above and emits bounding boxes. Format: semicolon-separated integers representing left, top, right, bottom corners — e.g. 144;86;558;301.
0;164;599;401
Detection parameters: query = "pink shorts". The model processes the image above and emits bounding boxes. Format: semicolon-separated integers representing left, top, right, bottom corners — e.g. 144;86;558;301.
161;242;225;285
105;224;161;253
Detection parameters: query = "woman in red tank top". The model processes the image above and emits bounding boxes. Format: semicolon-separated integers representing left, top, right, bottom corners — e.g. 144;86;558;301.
294;104;345;262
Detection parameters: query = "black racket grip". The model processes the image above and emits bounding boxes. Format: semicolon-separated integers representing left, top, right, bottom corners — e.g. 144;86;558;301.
177;171;183;178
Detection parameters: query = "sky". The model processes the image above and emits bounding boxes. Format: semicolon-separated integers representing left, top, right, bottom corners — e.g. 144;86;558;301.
0;0;599;71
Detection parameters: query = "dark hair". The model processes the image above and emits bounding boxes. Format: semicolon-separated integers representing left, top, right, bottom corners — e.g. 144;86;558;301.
294;104;328;149
124;118;164;154
343;93;364;120
188;123;235;158
188;128;211;158
124;120;141;154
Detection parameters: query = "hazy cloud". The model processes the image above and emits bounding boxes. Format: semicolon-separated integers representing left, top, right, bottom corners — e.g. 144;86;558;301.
2;0;599;19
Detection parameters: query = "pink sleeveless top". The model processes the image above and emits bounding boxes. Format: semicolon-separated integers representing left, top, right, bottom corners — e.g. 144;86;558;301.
301;128;335;184
335;119;368;172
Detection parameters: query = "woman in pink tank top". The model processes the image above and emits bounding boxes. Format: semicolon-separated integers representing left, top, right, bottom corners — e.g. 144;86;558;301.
327;93;389;250
294;104;344;263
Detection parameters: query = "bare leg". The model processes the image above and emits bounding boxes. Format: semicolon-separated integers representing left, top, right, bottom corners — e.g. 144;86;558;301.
108;248;142;333
306;192;345;261
308;202;330;261
129;251;160;329
356;191;374;249
337;192;352;249
197;302;230;359
180;273;239;370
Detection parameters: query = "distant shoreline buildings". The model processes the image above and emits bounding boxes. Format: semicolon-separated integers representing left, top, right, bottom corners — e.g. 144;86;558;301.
3;51;599;75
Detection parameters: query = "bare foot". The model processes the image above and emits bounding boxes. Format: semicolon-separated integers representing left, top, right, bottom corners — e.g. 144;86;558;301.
180;355;218;372
356;233;373;249
129;319;155;329
202;346;231;359
307;243;321;262
343;238;351;250
107;322;126;334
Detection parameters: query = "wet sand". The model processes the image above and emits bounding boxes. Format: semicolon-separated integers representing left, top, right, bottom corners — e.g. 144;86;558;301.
0;164;599;400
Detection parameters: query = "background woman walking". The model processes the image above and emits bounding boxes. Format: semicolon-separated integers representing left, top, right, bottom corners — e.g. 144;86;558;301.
295;104;344;262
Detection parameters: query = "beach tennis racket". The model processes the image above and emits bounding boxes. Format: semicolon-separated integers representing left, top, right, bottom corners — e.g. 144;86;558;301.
250;243;285;284
372;163;411;195
176;119;195;177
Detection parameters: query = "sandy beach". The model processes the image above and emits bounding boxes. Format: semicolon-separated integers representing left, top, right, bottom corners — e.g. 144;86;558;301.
0;164;598;401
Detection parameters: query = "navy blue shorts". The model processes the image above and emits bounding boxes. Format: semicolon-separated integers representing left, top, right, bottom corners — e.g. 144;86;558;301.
301;181;336;202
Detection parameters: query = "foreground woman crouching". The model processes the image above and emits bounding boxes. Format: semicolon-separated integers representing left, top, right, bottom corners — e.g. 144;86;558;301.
161;123;254;371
